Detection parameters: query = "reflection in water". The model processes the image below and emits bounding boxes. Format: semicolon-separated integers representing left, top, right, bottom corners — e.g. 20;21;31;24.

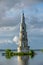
0;51;43;65
18;56;29;65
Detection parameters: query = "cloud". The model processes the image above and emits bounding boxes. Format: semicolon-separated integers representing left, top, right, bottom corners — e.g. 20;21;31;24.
0;0;43;40
13;36;19;44
0;0;43;27
0;0;43;49
0;39;12;44
0;36;19;45
0;22;20;32
0;26;16;32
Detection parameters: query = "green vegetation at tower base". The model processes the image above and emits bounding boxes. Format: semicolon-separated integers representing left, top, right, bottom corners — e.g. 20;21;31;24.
4;49;35;59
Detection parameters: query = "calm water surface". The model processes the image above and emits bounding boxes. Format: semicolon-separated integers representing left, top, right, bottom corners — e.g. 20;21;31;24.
0;51;43;65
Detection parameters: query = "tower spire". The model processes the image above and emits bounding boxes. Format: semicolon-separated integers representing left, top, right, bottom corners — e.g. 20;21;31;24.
21;11;25;23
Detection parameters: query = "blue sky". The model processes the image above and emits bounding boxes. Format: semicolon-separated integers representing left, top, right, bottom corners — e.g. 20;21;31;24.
0;0;43;49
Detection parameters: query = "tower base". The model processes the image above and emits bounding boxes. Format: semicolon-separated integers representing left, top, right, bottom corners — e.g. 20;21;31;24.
17;46;30;52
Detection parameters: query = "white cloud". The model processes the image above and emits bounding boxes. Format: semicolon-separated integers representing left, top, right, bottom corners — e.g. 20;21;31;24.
13;36;19;44
0;0;43;27
0;36;19;44
3;8;20;19
28;28;43;34
39;28;43;33
0;26;16;32
0;40;12;44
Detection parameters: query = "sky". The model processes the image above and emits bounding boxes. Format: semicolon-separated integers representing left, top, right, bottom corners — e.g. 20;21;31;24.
0;0;43;49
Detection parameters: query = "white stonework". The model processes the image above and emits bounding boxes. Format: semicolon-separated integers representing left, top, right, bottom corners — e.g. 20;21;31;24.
17;13;29;52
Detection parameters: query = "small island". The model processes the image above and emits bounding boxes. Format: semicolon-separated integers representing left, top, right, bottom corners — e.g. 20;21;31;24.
2;49;35;59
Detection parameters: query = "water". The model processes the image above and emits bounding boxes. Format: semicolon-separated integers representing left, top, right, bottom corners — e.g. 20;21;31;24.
0;51;43;65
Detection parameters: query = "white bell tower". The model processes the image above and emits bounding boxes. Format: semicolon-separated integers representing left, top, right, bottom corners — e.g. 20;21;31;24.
18;12;29;52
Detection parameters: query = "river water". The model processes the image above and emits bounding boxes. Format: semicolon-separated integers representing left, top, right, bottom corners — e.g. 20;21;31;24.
0;51;43;65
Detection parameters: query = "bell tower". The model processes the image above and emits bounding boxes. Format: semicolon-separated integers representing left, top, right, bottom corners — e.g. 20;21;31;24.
18;12;29;52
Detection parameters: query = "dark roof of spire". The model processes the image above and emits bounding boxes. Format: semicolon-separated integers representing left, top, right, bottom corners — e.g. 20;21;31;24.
22;12;25;23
